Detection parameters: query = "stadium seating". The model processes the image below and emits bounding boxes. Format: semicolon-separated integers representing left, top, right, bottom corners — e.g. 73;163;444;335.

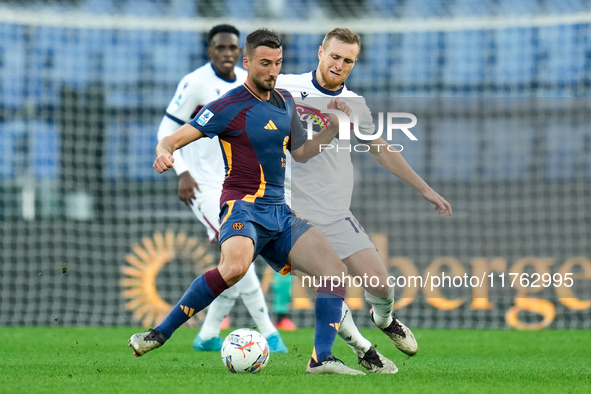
401;0;450;19
102;30;144;107
495;0;539;16
492;28;536;89
345;33;392;95
0;120;23;179
30;26;60;106
447;0;491;17
128;121;162;181
284;34;322;74
538;24;587;87
442;30;487;88
79;0;118;15
279;0;323;19
54;28;104;88
32;121;59;180
224;1;256;20
367;0;406;18
1;0;589;18
390;31;441;95
105;120;163;181
167;0;199;18
0;120;57;180
0;24;27;110
120;0;165;17
543;0;586;15
147;31;201;108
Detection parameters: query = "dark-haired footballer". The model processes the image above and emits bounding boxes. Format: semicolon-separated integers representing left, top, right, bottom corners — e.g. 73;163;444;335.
131;28;364;375
157;23;288;354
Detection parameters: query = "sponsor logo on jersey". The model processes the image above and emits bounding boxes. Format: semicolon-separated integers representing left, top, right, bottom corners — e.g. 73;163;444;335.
197;109;214;126
232;222;244;230
301;91;308;99
264;120;278;130
296;103;331;132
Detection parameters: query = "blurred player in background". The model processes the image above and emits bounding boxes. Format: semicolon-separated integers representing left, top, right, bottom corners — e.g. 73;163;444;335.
133;28;364;375
157;24;287;353
277;27;452;369
272;271;297;330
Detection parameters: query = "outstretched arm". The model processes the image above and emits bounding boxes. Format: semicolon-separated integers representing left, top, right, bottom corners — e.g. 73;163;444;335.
290;98;351;163
369;138;452;218
157;116;191;175
154;123;205;174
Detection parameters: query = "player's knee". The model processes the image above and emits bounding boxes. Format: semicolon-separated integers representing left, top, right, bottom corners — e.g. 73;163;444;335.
365;285;394;301
219;263;249;287
218;252;251;286
371;272;390;291
367;284;391;298
325;259;348;277
339;260;349;276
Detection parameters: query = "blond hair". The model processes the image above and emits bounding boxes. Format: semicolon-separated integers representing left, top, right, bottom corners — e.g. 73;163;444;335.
321;28;361;53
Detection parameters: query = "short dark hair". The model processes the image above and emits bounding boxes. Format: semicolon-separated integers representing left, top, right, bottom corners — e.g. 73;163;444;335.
207;24;240;45
244;29;282;59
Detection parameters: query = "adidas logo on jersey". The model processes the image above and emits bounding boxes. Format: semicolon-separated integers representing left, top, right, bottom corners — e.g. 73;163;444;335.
264;120;278;130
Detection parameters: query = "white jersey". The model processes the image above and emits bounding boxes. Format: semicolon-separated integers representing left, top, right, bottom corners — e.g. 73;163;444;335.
158;63;247;191
277;71;375;225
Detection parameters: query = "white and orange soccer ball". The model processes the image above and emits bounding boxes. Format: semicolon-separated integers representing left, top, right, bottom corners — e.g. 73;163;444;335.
221;328;270;373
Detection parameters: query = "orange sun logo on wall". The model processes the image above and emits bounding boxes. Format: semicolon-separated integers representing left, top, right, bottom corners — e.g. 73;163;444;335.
121;231;215;328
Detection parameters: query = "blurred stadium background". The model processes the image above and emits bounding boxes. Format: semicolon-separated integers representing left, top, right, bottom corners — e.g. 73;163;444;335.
1;0;590;330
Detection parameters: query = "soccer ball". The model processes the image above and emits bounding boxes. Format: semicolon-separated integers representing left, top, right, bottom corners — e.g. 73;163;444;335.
221;328;270;373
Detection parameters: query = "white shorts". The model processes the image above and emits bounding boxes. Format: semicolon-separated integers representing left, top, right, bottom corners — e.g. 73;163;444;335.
189;187;222;242
315;216;376;260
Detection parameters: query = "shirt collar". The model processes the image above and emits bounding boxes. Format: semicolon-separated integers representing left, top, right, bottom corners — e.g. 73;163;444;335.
210;63;237;83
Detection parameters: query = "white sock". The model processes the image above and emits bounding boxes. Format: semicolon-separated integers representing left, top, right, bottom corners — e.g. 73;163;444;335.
234;264;277;338
364;289;394;329
198;285;239;340
337;303;372;358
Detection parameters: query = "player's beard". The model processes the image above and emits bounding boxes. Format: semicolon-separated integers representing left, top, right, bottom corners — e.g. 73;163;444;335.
252;75;277;92
319;67;348;90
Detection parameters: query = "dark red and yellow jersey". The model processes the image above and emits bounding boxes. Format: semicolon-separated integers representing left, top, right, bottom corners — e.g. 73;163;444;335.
189;84;306;206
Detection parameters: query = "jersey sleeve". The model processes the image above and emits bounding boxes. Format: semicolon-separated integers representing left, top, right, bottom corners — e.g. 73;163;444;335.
157;116;190;175
188;102;233;138
159;73;205;175
165;75;203;124
352;98;377;142
287;97;307;151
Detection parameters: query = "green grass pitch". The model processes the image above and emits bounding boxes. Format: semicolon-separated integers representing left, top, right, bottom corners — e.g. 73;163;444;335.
1;327;589;393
